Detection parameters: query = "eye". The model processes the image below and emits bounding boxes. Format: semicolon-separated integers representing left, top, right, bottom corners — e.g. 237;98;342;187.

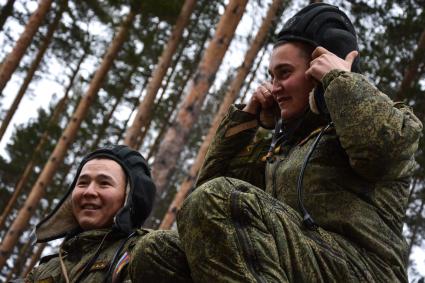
277;69;290;79
76;179;88;187
99;180;112;187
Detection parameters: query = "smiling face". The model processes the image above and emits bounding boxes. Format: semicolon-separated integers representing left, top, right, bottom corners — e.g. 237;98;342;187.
269;42;315;121
71;158;126;230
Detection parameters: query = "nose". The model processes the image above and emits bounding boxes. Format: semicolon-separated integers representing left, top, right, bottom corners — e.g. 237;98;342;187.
271;79;282;95
82;182;98;197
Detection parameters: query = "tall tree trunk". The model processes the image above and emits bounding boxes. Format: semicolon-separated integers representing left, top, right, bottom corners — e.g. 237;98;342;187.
0;0;66;143
124;0;197;148
149;0;248;214
146;65;195;160
160;0;284;229
0;51;85;232
0;95;67;231
137;27;210;150
0;10;135;269
0;0;16;32
21;243;46;278
9;206;51;278
0;0;53;93
5;234;32;280
396;28;425;101
239;45;267;103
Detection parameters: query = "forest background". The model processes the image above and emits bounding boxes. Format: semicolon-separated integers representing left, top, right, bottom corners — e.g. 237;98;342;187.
0;0;423;281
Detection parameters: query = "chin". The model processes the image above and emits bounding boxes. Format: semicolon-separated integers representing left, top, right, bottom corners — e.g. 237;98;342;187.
79;219;101;230
281;111;291;121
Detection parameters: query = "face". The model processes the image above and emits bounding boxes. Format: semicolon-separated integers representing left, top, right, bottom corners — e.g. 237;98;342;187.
72;158;126;230
269;42;315;121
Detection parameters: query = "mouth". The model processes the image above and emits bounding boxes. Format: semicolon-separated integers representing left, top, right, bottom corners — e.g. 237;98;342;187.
276;96;291;104
81;204;101;210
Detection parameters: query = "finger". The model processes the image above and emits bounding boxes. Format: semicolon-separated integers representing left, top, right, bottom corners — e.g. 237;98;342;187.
258;88;275;108
262;81;273;92
309;56;320;67
305;67;316;81
259;85;272;98
305;67;312;78
311;46;330;59
345;50;358;64
253;87;266;102
305;64;323;81
259;81;272;92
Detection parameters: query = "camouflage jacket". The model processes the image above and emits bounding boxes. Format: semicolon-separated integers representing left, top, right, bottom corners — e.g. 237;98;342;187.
196;70;423;281
26;228;148;283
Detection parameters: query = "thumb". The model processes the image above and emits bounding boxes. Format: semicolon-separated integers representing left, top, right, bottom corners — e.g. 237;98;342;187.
345;50;358;64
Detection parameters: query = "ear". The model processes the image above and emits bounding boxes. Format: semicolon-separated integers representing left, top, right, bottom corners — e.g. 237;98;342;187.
309;89;320;114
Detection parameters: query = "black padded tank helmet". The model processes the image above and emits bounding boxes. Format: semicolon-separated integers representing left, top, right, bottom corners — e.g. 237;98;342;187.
275;2;360;72
274;3;360;115
35;145;156;242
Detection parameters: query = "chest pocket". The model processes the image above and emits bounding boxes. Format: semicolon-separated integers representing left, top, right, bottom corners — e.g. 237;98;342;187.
33;256;62;283
306;134;345;164
79;259;110;282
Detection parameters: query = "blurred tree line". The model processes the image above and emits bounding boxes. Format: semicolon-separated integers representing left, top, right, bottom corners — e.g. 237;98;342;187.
0;0;423;281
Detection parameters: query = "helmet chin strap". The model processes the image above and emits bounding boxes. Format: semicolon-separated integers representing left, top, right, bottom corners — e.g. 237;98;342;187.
296;121;334;230
265;100;333;230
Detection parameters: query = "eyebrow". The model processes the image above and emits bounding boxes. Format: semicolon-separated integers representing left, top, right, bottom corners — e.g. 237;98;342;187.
77;173;116;183
269;63;293;76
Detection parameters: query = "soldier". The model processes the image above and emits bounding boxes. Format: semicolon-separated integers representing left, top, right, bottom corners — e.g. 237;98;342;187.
26;145;192;283
176;3;423;283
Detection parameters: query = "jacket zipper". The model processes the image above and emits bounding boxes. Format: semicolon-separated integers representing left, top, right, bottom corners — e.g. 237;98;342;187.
230;190;266;283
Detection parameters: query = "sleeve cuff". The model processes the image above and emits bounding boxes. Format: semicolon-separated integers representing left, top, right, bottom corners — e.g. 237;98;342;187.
228;104;257;123
322;69;348;90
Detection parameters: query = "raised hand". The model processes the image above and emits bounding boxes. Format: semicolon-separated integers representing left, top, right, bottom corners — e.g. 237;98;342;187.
243;82;274;115
306;46;358;81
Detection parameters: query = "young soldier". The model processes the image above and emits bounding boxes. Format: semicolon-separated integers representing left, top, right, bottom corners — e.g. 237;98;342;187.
176;3;423;282
26;145;192;282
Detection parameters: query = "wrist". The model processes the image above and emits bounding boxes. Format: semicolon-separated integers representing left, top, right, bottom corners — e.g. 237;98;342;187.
242;102;258;115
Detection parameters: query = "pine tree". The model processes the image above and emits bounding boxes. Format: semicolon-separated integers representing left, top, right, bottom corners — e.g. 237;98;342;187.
0;49;84;232
149;0;248;216
0;0;67;142
160;0;285;229
124;0;197;148
0;0;53;94
0;9;136;269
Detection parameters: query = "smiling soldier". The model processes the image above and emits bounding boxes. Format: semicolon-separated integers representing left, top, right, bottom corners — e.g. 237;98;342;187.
175;3;423;283
25;145;192;283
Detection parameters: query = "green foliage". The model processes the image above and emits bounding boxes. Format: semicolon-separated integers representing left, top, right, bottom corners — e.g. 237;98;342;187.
137;0;184;24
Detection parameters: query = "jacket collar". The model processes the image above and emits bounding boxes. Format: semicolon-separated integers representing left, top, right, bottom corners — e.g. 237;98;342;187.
282;110;328;146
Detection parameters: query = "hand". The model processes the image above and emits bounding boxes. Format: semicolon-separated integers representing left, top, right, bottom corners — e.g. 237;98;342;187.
306;46;358;81
243;82;274;115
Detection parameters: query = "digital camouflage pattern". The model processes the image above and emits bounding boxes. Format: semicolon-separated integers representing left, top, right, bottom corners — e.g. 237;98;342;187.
177;70;423;282
130;230;192;283
26;229;192;283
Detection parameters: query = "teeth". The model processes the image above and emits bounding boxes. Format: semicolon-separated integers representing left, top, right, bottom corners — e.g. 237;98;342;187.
83;205;98;209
